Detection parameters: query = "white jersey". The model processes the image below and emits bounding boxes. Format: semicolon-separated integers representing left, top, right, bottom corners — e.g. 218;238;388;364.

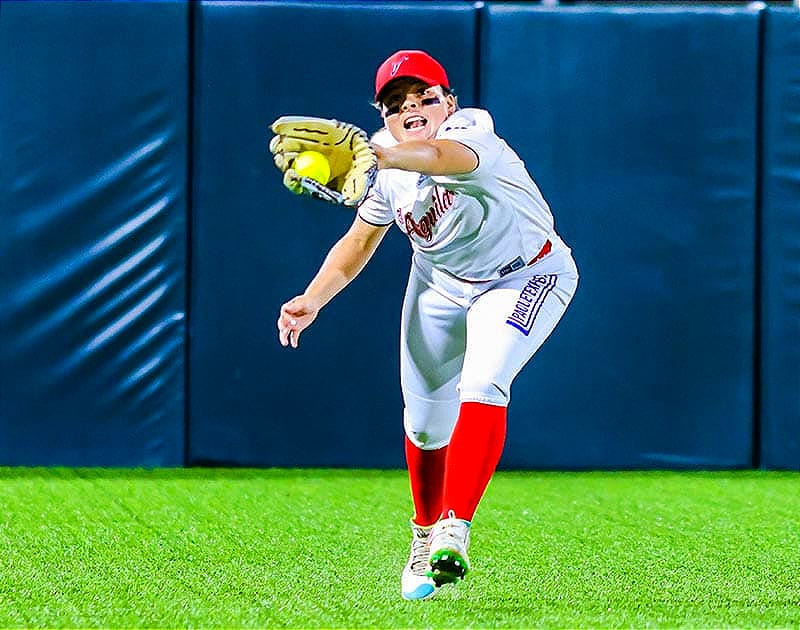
358;108;558;281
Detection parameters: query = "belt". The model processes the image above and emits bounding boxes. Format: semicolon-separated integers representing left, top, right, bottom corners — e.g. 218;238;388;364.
497;239;552;277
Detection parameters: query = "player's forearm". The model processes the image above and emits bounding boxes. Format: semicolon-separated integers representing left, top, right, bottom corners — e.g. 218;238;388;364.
375;139;477;175
303;234;377;308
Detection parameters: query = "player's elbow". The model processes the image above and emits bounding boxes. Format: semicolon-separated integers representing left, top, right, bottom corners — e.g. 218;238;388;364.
430;140;478;176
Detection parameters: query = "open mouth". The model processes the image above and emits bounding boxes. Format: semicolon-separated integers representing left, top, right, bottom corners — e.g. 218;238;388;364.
404;115;427;130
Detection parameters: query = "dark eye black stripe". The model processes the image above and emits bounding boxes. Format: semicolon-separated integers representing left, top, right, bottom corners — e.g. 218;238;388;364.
382;94;440;117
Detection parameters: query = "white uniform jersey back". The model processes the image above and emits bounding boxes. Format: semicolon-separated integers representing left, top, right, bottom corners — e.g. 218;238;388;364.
359;108;557;281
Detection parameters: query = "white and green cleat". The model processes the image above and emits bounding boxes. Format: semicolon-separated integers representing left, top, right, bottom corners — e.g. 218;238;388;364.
401;521;439;601
427;511;471;586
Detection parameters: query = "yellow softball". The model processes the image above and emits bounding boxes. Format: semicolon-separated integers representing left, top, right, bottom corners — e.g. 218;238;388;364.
293;151;331;185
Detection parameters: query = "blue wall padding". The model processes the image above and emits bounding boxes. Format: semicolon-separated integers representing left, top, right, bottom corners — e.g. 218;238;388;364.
189;1;478;466
759;8;800;470
481;5;760;468
0;2;188;465
2;0;796;470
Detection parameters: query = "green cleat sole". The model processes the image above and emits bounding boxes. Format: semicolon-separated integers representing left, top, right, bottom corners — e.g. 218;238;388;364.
427;549;469;586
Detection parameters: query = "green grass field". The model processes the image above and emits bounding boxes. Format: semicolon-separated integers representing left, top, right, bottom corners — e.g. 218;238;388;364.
0;468;798;629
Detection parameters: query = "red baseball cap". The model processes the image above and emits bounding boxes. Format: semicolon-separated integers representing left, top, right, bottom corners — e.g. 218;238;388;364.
374;50;450;101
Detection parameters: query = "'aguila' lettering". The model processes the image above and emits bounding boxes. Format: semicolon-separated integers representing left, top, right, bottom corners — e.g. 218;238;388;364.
403;187;456;242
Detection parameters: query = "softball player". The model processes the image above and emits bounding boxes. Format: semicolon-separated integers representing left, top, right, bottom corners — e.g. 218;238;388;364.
277;50;578;600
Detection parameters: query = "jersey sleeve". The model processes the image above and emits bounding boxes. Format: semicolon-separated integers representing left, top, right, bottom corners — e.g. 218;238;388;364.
357;176;394;226
432;109;502;187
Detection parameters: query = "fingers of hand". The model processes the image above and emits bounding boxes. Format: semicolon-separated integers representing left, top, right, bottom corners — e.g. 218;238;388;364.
278;318;292;348
277;310;300;348
279;325;291;347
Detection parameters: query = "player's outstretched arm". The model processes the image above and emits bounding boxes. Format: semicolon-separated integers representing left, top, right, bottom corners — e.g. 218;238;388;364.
373;139;478;176
277;217;390;348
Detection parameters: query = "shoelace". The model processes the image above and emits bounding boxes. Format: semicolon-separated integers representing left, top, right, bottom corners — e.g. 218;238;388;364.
409;535;430;575
435;524;462;545
431;515;469;550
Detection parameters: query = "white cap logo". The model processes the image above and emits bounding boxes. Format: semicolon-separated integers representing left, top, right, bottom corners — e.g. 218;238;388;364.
390;56;409;77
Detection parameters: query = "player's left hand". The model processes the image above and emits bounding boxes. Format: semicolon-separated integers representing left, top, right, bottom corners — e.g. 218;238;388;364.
277;294;321;348
269;116;378;207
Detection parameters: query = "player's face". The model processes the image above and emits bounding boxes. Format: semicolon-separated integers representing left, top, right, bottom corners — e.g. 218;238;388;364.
379;79;456;142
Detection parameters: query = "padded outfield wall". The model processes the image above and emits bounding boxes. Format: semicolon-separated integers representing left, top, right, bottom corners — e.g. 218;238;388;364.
0;1;798;469
0;1;188;465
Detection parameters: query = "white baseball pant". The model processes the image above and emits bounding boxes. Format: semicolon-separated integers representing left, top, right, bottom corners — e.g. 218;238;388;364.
401;239;579;450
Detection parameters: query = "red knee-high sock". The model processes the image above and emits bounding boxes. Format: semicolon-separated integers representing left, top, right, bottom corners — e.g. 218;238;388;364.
440;402;507;522
404;437;447;527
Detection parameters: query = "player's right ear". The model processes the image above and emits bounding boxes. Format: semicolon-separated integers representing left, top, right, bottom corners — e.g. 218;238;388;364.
445;93;457;115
